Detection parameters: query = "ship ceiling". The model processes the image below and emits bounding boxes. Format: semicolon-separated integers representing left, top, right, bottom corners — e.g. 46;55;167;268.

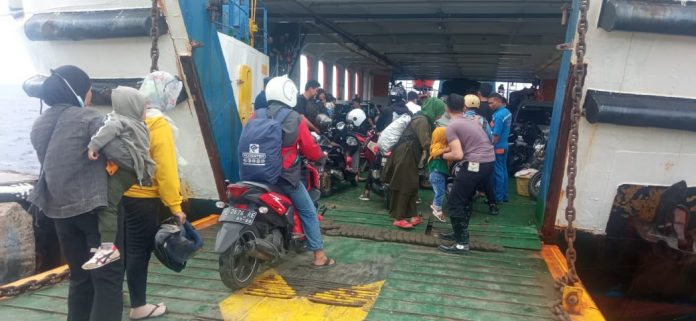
264;0;570;81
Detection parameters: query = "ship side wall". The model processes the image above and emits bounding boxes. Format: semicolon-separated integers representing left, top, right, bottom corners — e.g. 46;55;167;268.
555;0;696;233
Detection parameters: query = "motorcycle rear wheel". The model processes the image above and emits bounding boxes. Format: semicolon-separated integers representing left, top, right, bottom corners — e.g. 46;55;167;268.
219;226;260;290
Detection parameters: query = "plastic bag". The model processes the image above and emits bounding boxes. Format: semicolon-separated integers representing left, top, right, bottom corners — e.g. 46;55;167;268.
377;114;411;154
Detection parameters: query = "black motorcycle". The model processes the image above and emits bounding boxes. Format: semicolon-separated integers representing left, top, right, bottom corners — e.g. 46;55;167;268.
317;121;358;196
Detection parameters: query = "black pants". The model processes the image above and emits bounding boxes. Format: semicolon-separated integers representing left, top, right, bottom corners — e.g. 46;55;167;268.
54;211;124;321
447;161;495;244
122;196;166;308
476;175;497;205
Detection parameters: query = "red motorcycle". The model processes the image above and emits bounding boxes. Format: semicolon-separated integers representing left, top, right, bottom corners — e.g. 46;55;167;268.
214;159;323;290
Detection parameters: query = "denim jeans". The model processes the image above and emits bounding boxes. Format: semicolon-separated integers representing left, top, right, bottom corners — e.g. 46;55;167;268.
429;171;447;208
280;182;323;251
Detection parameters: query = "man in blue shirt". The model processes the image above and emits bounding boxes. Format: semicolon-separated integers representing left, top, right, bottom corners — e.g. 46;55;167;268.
488;93;512;202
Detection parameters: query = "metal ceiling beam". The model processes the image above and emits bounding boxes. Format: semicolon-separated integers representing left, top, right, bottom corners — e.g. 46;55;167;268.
288;0;403;72
269;13;562;20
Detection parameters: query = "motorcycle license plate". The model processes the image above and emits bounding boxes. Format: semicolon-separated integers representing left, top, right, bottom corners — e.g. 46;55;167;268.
220;207;257;225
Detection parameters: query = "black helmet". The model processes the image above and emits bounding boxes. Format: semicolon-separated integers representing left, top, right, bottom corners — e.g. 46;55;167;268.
153;217;204;272
388;83;406;105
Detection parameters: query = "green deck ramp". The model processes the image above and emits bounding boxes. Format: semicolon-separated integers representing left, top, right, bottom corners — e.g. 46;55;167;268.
0;184;556;321
322;182;542;250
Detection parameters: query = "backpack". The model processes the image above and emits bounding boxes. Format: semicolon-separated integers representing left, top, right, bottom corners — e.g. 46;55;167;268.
377;114;411;154
238;108;292;184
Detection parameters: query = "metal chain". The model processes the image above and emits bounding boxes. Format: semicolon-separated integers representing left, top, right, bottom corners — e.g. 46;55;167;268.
0;269;70;298
150;0;160;72
562;0;589;286
552;0;589;318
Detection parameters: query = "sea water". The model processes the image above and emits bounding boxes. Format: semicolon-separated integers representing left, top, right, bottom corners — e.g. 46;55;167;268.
0;84;41;175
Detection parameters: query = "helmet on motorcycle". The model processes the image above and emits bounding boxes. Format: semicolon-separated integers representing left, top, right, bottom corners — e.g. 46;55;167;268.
346;108;367;127
464;94;480;109
153;217;204;272
316;113;332;130
388;84;406;105
265;75;298;108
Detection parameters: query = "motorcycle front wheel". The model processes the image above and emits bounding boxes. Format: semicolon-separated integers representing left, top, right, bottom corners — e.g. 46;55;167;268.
320;172;332;197
528;171;542;201
219;226;260;290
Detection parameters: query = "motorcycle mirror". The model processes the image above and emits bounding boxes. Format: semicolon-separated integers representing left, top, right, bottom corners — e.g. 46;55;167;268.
215;201;226;209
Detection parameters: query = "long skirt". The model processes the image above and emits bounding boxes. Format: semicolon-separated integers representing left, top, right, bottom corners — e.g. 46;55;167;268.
389;188;418;220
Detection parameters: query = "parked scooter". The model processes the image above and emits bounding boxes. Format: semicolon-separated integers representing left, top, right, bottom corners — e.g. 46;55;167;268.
214;160;323;290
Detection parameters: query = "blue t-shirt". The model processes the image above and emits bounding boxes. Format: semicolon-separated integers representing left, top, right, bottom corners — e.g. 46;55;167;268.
491;107;512;151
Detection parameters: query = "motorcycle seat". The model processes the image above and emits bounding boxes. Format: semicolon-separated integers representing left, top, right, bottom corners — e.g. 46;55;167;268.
239;181;285;195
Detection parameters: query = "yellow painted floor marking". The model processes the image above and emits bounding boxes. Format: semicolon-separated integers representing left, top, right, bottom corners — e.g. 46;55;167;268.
219;269;385;321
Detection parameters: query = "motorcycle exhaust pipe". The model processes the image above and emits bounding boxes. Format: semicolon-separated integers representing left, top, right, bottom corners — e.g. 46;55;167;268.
246;239;280;261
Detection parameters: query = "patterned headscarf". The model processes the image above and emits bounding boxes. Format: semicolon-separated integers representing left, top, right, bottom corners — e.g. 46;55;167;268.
139;71;183;112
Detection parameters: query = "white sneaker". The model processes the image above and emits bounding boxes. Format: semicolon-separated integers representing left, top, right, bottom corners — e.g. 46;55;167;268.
82;243;120;270
430;204;446;222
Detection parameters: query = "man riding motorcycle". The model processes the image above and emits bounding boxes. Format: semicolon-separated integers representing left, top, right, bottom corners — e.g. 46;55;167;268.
261;76;335;268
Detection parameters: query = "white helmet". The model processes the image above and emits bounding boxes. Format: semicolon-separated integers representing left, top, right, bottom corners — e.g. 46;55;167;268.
346;108;367;127
265;76;298;107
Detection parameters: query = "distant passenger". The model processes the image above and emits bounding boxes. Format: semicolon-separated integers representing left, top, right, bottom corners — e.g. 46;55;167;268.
295;79;321;132
389;84;412;119
477;83;494;121
406;91;421;114
383;97;445;229
463;94;499;215
254;76;272;110
488;93;512;203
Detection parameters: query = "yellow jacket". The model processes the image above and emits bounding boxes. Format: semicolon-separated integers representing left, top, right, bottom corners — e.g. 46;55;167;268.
429;126;448;161
124;115;182;213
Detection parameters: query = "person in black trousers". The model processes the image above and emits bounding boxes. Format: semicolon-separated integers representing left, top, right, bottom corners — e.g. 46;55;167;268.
438;94;497;254
28;65;123;321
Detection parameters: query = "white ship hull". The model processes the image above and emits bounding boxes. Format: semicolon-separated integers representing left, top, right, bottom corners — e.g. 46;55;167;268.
20;0;268;202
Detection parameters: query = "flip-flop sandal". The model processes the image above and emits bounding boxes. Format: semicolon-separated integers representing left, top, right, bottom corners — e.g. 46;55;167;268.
311;257;336;269
130;303;167;320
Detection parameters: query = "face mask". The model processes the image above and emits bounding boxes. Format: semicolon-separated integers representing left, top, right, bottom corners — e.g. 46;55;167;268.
52;71;85;107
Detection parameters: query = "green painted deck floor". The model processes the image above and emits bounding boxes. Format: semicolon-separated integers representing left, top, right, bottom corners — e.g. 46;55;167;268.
0;185;560;321
323;182;541;250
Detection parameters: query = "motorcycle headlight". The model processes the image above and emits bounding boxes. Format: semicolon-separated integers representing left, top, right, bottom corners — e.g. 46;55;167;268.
346;136;358;146
336;122;346;131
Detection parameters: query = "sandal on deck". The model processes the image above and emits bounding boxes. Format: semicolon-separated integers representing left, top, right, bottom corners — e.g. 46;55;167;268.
130;303;166;320
312;257;336;269
393;220;414;229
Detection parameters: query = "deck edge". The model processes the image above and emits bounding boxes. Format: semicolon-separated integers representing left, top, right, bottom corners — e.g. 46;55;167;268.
1;214;221;291
541;244;606;321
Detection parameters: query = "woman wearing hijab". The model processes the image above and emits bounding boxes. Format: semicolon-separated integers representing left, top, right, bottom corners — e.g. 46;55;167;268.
120;71;185;320
28;65;123;321
382;97;445;229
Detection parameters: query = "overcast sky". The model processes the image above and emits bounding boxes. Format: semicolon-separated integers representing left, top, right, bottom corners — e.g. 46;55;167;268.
0;0;37;85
